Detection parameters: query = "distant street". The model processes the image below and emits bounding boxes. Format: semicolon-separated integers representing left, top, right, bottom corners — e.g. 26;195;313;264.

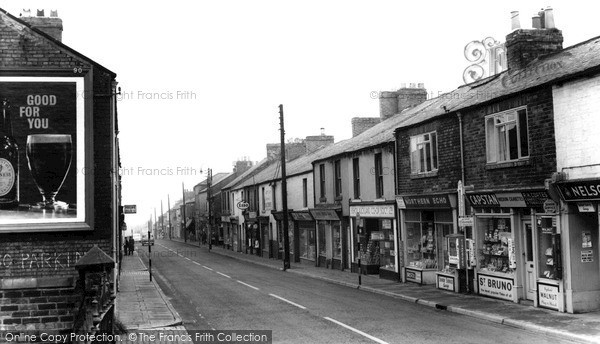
137;240;573;344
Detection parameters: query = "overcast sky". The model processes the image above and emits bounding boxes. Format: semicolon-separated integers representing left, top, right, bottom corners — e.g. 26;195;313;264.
3;0;599;230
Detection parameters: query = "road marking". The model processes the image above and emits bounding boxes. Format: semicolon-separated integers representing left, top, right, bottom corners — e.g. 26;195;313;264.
185;257;191;261
236;280;260;290
217;272;231;279
192;261;201;266
268;294;306;310
324;317;389;344
203;266;213;271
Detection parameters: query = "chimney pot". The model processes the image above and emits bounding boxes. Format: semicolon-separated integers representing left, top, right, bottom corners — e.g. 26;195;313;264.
37;9;44;17
511;11;521;30
532;15;541;29
50;10;58;18
544;6;555;29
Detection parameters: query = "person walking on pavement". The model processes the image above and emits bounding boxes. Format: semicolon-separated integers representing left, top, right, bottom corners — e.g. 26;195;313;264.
129;236;135;254
124;237;129;256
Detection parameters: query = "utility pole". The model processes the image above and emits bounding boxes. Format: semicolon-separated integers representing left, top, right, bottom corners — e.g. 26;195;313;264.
280;104;290;270
161;200;164;239
148;215;152;282
207;168;213;251
182;182;187;242
168;194;172;240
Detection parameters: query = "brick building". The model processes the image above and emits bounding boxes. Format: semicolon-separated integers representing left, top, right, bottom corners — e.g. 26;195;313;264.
0;8;119;332
394;10;600;312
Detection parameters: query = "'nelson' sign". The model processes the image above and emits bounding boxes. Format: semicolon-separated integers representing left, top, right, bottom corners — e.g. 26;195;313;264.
556;179;600;201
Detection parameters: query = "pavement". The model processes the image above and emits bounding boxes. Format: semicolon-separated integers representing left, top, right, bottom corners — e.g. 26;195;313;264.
166;237;600;344
115;249;188;343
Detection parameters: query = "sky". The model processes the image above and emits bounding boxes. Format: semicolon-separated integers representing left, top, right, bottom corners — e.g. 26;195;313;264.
2;0;599;230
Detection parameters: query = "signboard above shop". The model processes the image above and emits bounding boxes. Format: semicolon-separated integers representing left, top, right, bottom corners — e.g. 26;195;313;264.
397;194;454;209
555;179;600;202
467;190;549;208
349;204;395;218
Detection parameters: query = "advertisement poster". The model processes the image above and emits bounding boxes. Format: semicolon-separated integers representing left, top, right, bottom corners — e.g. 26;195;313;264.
0;77;85;225
477;274;515;301
582;232;592;248
538;283;560;311
437;274;455;291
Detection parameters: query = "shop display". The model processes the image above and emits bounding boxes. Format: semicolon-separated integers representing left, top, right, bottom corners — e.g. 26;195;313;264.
478;217;515;275
537;216;561;280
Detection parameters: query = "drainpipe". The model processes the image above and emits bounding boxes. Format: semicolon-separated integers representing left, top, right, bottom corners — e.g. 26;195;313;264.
457;112;465;185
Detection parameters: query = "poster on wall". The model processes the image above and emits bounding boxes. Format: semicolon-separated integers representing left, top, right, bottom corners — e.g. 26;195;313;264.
582;232;592;248
0;77;85;226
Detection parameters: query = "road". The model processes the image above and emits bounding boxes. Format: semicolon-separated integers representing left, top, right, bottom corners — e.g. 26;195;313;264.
137;239;574;344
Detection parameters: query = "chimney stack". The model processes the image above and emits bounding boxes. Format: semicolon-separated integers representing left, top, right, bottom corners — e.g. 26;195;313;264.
505;7;562;70
20;9;63;42
379;84;428;120
351;117;381;137
305;133;334;152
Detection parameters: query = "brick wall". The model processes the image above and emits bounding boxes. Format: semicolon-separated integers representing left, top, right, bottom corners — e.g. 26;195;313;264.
462;87;556;189
351;117;381;137
396;116;462;195
0;11;115;332
505;28;563;70
552;74;600;179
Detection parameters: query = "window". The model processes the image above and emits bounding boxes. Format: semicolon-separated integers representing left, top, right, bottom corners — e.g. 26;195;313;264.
261;187;265;211
485;108;529;163
302;178;308;208
334;160;342;197
374;153;384;198
319;164;326;199
272;185;277;211
410;131;438;174
353;158;360;199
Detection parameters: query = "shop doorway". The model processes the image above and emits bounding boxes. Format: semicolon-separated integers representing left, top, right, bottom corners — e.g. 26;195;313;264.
522;220;535;301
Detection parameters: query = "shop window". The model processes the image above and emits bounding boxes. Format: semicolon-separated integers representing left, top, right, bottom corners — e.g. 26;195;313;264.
333;222;342;259
537;216;561;280
477;217;516;275
405;210;448;269
372;219;395;272
485;107;529;163
410;131;438;174
302;178;308;208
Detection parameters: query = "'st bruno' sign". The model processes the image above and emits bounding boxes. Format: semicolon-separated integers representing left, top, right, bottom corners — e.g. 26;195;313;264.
0;77;86;227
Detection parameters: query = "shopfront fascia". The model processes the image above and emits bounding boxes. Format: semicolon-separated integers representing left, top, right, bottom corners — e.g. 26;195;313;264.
309;208;344;270
553;179;600;313
467;189;563;308
290;211;316;263
397;193;457;285
349;202;398;280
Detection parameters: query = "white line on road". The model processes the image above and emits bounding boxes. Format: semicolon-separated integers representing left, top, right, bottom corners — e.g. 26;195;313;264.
203;266;213;271
192;261;201;266
236;280;260;290
268;294;306;310
324;317;389;344
217;272;231;279
185;257;191;261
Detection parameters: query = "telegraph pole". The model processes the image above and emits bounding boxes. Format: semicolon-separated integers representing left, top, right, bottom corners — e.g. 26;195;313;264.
280;104;290;270
168;194;172;240
207;168;213;251
148;215;152;282
161;200;164;239
182;182;187;242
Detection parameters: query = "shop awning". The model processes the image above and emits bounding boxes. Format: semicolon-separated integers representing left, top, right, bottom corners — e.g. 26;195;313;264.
271;211;285;221
309;209;340;221
291;211;314;222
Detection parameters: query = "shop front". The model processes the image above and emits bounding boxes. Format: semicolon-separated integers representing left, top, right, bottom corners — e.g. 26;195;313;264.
272;211;293;260
291;211;316;263
309;208;343;270
349;202;398;280
230;217;240;252
397;193;457;285
244;212;260;255
467;189;555;305
258;216;270;257
553;179;600;313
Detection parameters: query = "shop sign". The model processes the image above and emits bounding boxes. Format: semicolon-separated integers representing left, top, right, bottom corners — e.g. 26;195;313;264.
1;77;86;227
382;219;392;230
291;212;313;221
458;216;474;228
466;193;500;207
221;216;229;223
123;205;137;214
370;231;385;240
556;180;600;201
402;195;451;209
522;191;550;207
538;283;560;311
405;268;422;284
237;201;249;210
543;200;558;214
349;204;395;218
581;250;593;263
495;192;527;208
309;209;339;221
437;274;455;292
457;180;465;216
248;211;257;219
577;202;595;213
477;274;515;301
396;196;406;209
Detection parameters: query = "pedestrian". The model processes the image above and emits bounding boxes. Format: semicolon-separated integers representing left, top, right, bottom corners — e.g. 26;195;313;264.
124;237;129;256
129;236;135;254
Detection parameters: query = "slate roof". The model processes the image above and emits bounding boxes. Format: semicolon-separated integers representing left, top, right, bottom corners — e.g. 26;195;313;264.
195;173;231;193
313;34;600;163
222;158;273;190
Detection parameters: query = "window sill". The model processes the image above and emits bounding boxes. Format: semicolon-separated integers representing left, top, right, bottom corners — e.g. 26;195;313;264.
410;170;439;179
486;159;531;170
319;197;327;203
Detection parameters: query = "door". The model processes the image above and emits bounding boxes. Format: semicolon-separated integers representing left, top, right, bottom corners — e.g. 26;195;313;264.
522;220;535;301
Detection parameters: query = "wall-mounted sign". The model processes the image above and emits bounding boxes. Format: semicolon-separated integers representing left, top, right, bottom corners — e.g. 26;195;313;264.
237;201;249;210
396;196;406;209
349;204;395;218
577;203;595;213
556;179;600;201
405;268;422;284
309;209;339;221
291;212;313;222
0;77;85;227
458;216;474;227
468;191;550;208
581;250;593;263
401;194;452;209
477;274;515;301
543;200;558;214
123;205;137;214
467;193;500;207
537;283;560;311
